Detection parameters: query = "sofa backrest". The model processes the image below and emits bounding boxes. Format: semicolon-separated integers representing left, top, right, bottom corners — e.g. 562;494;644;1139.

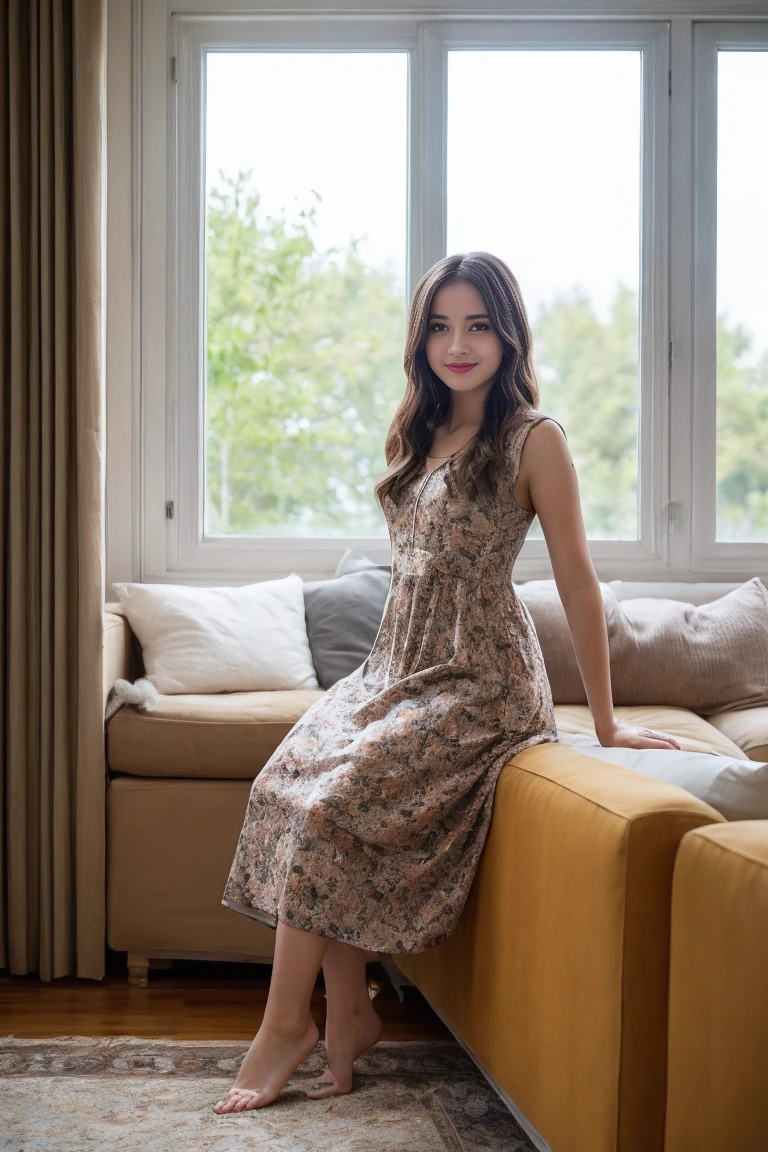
608;581;743;604
104;581;750;691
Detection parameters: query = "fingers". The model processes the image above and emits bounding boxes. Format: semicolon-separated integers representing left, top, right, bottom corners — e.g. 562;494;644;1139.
638;732;680;749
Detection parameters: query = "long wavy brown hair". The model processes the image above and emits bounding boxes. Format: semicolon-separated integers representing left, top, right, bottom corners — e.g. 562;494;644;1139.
373;251;542;509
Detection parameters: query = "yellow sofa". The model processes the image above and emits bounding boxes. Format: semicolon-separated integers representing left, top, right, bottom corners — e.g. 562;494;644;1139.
664;821;768;1152
103;582;768;1152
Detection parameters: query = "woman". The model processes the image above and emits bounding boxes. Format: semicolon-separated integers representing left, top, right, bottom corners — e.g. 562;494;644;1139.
213;251;680;1114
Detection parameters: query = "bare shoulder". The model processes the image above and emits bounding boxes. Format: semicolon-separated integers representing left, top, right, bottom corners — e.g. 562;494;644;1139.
514;416;570;511
525;414;567;442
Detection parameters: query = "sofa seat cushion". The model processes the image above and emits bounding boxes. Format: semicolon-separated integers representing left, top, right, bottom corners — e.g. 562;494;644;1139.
554;704;749;759
108;693;747;781
107;689;325;778
704;705;768;762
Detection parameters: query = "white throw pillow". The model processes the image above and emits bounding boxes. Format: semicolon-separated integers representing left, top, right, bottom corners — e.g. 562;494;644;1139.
558;732;768;821
112;576;319;694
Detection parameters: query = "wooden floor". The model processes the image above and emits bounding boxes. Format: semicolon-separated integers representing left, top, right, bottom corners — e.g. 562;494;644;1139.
0;949;451;1043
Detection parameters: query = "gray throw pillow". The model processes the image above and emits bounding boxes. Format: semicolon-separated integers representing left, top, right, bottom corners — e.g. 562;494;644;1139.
304;556;392;689
334;547;392;578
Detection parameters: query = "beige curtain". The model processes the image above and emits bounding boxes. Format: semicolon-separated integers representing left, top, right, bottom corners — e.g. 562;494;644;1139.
1;0;106;980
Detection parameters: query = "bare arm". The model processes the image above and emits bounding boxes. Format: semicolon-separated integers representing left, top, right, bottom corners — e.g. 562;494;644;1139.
521;421;614;738
522;421;680;750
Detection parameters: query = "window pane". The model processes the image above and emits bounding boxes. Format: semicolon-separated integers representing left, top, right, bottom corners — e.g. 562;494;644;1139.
204;52;407;537
447;50;642;540
716;51;768;542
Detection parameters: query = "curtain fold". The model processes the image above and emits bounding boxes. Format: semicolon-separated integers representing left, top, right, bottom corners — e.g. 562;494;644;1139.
1;0;106;981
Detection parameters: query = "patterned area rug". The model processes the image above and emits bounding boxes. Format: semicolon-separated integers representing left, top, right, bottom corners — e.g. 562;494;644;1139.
0;1036;537;1151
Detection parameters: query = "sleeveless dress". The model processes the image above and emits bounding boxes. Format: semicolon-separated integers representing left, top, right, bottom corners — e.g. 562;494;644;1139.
221;409;566;954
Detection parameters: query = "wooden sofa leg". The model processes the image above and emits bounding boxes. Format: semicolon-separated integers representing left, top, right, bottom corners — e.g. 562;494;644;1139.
127;951;149;987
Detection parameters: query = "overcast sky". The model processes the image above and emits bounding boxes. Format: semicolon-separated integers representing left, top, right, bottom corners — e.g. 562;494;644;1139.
206;47;766;370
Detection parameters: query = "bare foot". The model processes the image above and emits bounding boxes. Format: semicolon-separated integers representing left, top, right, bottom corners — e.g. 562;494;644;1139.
305;1002;383;1099
212;1016;319;1113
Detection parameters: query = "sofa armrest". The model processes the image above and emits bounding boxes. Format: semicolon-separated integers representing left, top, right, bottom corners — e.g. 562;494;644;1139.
665;820;768;1150
395;740;726;1152
705;704;768;762
103;611;131;714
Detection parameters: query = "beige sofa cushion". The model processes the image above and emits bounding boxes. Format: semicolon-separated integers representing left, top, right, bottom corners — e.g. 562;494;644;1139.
554;705;749;759
705;705;768;762
522;577;768;715
107;689;325;779
108;693;743;780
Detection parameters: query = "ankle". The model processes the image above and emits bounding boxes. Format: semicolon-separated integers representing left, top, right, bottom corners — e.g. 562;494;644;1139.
261;1014;316;1043
326;996;377;1022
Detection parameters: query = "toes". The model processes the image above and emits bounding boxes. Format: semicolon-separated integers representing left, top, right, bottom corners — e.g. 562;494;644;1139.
234;1092;262;1111
214;1088;262;1113
306;1078;351;1099
306;1083;336;1099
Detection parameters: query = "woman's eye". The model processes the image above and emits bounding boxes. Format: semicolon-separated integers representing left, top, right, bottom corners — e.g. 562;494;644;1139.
429;322;490;332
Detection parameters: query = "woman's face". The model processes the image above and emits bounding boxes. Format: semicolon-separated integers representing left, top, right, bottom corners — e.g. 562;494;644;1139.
425;281;504;398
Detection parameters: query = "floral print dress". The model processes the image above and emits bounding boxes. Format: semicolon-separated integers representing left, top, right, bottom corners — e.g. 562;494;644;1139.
221;409;565;954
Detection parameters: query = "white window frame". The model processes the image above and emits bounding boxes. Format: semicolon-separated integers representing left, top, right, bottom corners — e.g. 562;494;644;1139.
691;21;768;573
127;0;768;586
169;15;418;579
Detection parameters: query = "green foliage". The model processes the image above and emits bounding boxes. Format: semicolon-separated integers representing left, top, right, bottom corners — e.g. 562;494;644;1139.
531;283;640;539
205;172;404;537
205;172;768;542
714;317;768;540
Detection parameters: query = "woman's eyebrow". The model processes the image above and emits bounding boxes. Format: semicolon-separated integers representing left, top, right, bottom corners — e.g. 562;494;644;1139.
428;313;490;320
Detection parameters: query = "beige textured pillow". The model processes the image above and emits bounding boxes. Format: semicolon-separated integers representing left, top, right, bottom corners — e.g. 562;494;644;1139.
517;577;768;716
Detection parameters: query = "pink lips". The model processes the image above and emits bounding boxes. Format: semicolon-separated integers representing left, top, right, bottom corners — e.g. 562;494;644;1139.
446;364;476;373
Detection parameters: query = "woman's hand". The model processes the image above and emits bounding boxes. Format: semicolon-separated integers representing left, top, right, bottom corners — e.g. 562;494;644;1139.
596;718;681;750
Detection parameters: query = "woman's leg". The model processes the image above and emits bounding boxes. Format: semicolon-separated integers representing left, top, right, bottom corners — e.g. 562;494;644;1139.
213;920;330;1113
305;940;384;1099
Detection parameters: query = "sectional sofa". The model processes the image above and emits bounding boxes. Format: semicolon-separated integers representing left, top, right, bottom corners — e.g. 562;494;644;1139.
103;574;768;1152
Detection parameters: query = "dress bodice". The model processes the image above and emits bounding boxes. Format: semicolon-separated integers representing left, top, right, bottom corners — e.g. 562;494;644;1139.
382;410;555;586
366;410;566;690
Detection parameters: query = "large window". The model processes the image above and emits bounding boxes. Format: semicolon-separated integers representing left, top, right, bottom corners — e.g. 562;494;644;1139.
204;51;408;539
714;50;768;543
130;7;768;583
692;23;768;572
446;48;642;542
